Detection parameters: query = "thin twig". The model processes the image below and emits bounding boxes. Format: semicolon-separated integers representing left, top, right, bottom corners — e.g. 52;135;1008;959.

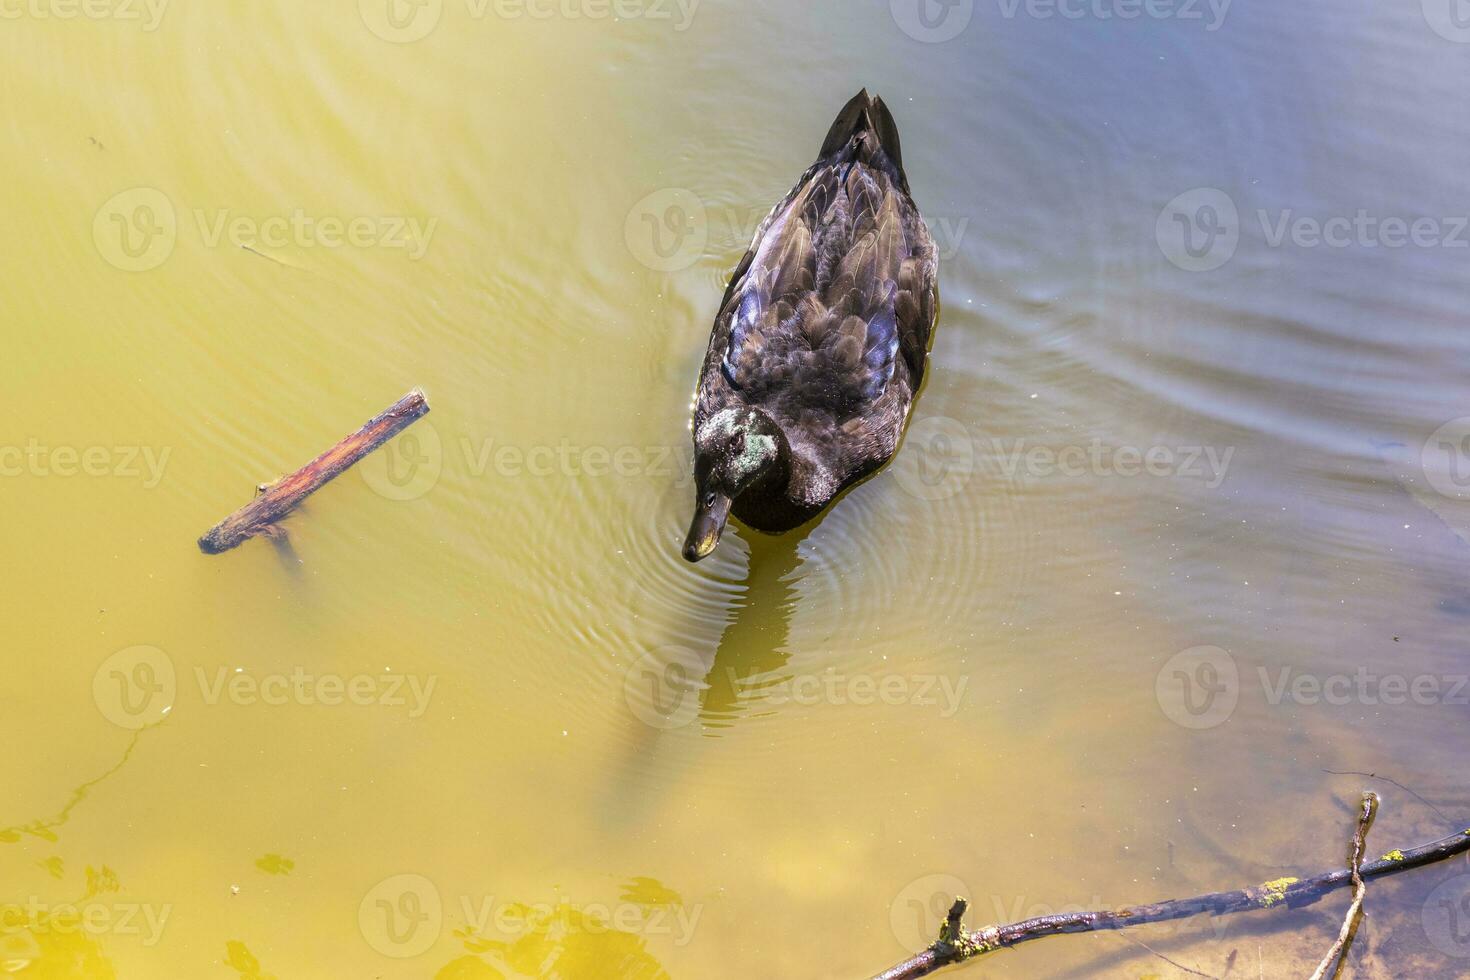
1116;931;1218;978
0;728;149;844
868;797;1470;980
1307;792;1378;980
1321;769;1450;824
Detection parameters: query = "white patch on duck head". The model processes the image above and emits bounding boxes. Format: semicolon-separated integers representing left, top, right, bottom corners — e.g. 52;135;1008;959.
697;408;778;488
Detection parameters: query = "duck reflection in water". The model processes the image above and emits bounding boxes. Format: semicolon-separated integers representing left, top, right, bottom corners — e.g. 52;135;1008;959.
698;531;807;729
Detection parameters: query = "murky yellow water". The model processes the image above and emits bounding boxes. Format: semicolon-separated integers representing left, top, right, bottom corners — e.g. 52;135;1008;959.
4;2;1470;977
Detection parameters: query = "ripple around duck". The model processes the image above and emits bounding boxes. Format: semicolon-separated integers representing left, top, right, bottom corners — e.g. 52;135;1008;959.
575;447;1051;748
783;435;1042;670
512;473;747;734
615;476;748;636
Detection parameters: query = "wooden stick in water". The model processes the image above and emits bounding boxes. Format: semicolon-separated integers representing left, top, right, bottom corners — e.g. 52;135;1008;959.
870;794;1470;979
197;389;430;555
1308;792;1378;980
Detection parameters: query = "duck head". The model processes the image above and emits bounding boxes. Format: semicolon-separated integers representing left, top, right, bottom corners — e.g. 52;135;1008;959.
684;407;785;562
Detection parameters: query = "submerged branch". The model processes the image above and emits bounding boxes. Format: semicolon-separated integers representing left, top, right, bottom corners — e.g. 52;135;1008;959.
869;794;1470;980
1308;792;1378;980
198;388;429;555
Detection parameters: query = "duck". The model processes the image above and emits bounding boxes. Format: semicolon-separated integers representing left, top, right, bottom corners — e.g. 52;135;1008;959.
683;89;939;562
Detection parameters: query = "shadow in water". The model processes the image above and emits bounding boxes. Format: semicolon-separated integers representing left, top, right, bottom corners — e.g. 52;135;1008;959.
596;529;809;832
1373;441;1470;617
698;530;808;730
0;867;133;977
224;940;277;979
1;729;149;846
267;526;304;576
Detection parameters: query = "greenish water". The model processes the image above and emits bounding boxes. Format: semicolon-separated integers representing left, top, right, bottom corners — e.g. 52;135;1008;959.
3;1;1469;977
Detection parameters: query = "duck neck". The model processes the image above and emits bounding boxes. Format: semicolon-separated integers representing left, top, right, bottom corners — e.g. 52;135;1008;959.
736;423;793;509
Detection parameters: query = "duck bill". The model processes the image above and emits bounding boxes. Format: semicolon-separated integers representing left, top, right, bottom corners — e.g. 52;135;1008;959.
683;493;732;562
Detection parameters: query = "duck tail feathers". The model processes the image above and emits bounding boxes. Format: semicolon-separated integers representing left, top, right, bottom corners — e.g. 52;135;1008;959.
818;88;905;173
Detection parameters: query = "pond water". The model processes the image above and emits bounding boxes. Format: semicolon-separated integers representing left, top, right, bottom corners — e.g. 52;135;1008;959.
3;1;1469;977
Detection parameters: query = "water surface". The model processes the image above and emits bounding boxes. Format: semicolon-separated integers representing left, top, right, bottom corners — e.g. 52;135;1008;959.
3;1;1469;976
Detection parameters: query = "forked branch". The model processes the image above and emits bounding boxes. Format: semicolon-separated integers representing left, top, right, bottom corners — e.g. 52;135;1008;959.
870;793;1467;979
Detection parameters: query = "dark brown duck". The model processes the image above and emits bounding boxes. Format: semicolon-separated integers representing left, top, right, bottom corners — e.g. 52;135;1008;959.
683;89;939;562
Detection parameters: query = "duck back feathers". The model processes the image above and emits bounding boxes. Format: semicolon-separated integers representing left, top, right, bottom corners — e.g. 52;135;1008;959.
693;90;939;530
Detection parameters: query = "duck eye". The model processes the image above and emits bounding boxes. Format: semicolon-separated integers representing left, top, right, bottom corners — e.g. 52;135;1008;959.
704;492;716;508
